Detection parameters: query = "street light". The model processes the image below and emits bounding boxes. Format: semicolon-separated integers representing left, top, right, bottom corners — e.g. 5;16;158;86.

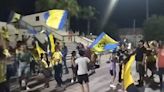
101;0;119;29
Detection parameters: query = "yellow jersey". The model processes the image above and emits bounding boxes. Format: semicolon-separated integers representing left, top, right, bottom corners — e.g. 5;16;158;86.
52;51;63;65
40;59;53;68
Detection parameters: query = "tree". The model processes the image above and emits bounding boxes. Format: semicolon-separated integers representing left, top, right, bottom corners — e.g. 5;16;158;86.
35;0;80;17
35;0;55;12
79;6;96;35
143;15;164;41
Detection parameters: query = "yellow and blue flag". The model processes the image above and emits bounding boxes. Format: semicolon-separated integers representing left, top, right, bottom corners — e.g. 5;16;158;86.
48;33;55;54
89;32;118;52
44;10;68;30
122;54;136;90
44;31;55;56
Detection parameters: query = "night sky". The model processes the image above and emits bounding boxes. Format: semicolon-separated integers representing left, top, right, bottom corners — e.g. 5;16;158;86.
78;0;164;27
1;0;164;31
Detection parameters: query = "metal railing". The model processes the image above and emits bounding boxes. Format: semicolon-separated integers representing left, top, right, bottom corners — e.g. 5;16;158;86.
17;19;93;45
74;36;93;46
33;25;79;42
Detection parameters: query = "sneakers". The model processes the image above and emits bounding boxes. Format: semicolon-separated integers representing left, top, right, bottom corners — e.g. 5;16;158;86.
21;80;26;87
71;78;77;83
110;84;116;88
71;79;74;83
26;86;30;90
118;89;123;92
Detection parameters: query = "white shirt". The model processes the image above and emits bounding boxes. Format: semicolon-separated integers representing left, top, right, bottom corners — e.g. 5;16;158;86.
75;56;90;75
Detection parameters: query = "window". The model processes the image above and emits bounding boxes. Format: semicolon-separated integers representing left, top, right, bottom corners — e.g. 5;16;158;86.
36;16;39;21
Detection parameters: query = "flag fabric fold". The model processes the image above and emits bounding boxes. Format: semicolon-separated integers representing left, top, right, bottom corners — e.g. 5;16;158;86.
27;29;37;35
44;10;68;30
34;36;47;52
35;41;45;58
89;32;118;52
122;54;136;90
47;33;55;55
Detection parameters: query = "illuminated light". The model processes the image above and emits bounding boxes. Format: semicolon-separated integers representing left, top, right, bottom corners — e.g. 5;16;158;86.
101;0;119;29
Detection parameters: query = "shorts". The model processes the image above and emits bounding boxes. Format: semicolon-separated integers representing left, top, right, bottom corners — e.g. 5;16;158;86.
18;62;30;78
78;74;89;84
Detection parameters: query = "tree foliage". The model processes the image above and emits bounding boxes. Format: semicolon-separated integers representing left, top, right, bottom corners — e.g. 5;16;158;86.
35;0;80;17
35;0;55;12
79;6;96;35
143;15;164;41
79;6;96;20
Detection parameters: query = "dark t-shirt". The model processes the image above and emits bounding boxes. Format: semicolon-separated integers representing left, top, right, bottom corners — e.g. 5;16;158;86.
135;46;146;61
117;49;128;63
18;51;33;63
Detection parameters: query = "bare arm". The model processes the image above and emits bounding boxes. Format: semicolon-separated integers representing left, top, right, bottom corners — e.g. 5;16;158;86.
71;57;76;67
156;51;159;71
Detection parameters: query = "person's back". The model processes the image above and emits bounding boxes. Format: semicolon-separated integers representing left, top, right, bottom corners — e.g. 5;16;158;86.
76;57;90;75
157;42;164;91
75;50;90;92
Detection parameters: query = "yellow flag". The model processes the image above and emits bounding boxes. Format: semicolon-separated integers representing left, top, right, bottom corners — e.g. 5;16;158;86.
122;54;135;90
49;33;55;53
35;41;45;58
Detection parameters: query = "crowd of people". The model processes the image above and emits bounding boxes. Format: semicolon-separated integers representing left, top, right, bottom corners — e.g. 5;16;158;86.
0;29;99;92
0;27;164;92
108;40;164;92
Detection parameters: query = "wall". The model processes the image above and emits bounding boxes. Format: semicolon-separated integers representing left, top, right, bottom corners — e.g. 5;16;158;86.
120;34;143;45
22;12;46;26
